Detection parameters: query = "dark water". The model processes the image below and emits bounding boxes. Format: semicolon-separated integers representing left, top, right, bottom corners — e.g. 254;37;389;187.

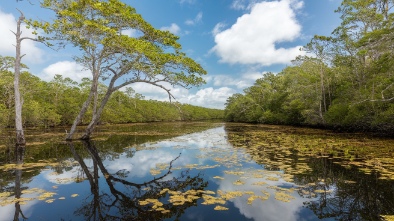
0;122;393;221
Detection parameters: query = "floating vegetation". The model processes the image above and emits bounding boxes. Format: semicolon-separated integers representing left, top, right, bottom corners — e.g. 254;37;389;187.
0;188;61;207
217;190;244;200
38;192;57;201
0;192;12;197
45;199;55;203
0;161;60;171
214;205;229;211
150;168;162;176
247;195;269;205
382;215;394;221
213;176;224;180
274;191;295;203
224;170;245;176
139;198;164;211
233;180;245;185
201;194;226;205
266;176;280;181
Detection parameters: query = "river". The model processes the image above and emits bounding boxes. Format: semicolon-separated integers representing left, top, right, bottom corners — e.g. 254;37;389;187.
0;122;393;221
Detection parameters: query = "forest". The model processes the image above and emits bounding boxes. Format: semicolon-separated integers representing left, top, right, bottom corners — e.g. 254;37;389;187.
0;67;223;128
224;0;394;135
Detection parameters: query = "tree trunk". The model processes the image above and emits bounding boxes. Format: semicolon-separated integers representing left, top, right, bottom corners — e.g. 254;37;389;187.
81;87;114;139
66;88;94;140
14;13;25;147
66;68;100;140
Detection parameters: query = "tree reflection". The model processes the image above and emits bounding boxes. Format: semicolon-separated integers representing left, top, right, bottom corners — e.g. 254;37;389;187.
295;158;394;221
68;140;208;221
13;144;27;221
225;124;394;221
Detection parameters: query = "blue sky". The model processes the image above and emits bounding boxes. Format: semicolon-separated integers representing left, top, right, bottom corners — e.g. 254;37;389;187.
0;0;342;109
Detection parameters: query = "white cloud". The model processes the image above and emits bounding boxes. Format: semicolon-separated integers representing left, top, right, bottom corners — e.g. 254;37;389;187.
160;23;181;35
0;9;44;63
180;87;236;109
127;82;235;109
212;0;305;66
212;22;227;36
185;12;203;26
41;61;91;82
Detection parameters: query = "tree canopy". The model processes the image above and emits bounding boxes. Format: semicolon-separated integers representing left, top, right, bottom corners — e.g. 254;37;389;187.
39;0;207;139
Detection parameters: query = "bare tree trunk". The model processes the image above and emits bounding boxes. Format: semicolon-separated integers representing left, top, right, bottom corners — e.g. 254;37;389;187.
14;12;25;147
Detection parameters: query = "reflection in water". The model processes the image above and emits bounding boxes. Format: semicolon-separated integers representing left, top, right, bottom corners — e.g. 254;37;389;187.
13;144;27;221
295;158;394;221
224;124;394;221
1;123;394;221
67;140;208;220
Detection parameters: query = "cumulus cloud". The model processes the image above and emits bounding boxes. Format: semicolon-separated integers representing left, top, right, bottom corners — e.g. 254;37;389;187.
41;61;91;82
212;0;305;66
0;9;44;63
181;87;236;109
160;23;181;35
185;12;203;25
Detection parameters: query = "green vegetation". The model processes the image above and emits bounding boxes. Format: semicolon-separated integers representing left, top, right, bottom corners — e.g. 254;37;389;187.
224;0;394;134
0;70;223;129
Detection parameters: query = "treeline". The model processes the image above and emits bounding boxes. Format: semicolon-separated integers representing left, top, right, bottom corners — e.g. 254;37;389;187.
0;70;223;128
225;0;394;134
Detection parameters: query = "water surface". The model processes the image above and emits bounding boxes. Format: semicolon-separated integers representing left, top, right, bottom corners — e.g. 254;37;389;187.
1;122;393;220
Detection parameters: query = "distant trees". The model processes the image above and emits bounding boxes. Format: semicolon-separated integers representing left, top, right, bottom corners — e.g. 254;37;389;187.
224;0;394;134
0;71;223;129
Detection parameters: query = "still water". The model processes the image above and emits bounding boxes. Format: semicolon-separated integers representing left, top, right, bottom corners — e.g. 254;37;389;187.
0;122;393;221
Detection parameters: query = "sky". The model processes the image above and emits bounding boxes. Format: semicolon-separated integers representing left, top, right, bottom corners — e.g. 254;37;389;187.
0;0;342;109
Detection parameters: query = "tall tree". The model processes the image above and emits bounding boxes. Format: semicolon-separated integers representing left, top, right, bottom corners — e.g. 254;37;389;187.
42;0;206;140
12;7;51;147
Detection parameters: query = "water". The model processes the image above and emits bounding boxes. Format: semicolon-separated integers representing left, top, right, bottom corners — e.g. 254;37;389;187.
0;122;393;221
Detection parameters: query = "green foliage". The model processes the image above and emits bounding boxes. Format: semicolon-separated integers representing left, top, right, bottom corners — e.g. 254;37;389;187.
0;71;223;129
224;0;394;134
